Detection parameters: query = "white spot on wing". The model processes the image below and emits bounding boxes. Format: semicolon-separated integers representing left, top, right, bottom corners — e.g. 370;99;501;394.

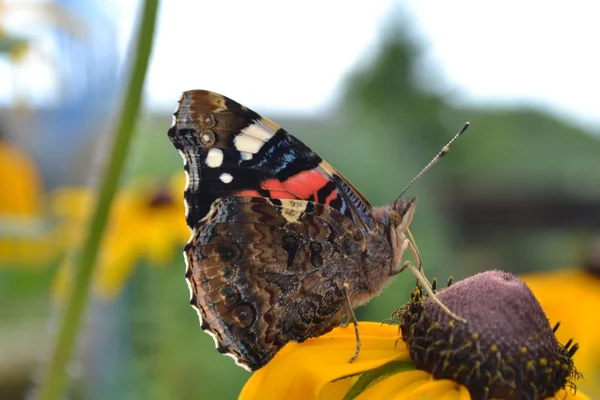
242;122;276;141
240;151;253;161
219;172;233;184
234;134;264;154
206;148;224;168
233;121;278;154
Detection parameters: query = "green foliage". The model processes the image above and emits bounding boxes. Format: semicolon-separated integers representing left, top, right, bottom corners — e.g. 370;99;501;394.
453;108;600;194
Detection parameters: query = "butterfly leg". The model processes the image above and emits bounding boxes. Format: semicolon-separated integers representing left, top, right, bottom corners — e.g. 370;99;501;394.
392;236;430;289
406;228;423;272
391;236;466;323
395;230;433;291
343;283;361;363
400;259;466;323
405;229;438;293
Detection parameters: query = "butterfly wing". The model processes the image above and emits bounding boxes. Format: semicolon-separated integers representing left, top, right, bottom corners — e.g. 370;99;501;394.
185;196;363;370
168;90;376;233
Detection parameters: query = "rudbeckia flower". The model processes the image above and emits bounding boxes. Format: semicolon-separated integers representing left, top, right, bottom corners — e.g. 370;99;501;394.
0;139;54;267
52;173;189;299
522;266;600;398
240;271;587;400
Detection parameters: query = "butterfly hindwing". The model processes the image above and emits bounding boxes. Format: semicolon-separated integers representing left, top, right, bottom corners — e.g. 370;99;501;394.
185;196;363;370
168;90;376;232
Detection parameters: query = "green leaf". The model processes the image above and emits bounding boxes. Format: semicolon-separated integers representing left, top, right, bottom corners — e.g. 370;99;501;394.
341;359;416;400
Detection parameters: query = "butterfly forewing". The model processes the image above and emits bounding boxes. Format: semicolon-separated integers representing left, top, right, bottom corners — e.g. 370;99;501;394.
168;90;376;232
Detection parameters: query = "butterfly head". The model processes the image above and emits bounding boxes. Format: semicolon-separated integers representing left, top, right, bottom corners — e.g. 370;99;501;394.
390;196;418;233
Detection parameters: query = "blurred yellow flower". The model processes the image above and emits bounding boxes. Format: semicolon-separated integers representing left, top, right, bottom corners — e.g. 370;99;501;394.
240;322;587;400
52;173;189;300
522;267;600;398
0;140;41;215
0;139;54;267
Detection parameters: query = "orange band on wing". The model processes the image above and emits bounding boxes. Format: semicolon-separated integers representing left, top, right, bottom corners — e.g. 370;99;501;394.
261;179;297;199
282;169;329;200
236;169;332;201
324;189;338;206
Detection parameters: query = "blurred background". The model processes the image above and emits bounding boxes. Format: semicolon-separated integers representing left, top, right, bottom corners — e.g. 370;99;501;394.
1;0;599;399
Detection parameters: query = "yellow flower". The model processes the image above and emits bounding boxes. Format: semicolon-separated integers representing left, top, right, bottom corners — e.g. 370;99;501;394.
0;139;54;267
522;268;600;398
240;323;587;400
241;322;406;400
52;173;189;300
0;140;41;215
240;271;588;400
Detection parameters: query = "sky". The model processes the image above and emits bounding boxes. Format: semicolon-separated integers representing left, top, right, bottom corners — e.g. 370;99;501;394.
137;0;600;130
3;0;600;130
405;1;600;130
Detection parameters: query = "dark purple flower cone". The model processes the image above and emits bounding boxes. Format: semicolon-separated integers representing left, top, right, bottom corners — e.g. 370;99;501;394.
395;270;580;400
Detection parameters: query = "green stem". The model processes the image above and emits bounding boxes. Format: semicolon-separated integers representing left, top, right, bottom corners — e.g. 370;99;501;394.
36;1;159;399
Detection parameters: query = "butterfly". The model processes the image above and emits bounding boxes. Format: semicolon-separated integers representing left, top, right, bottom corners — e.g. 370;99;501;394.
167;90;466;371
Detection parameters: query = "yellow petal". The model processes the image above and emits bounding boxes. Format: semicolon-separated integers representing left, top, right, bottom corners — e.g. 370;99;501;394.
0;140;42;216
93;237;139;299
240;322;409;400
457;385;471;400
49;187;91;220
403;379;461;399
522;268;600;398
0;140;52;266
319;377;356;400
435;385;471;400
354;370;429;400
554;388;592;400
352;371;463;400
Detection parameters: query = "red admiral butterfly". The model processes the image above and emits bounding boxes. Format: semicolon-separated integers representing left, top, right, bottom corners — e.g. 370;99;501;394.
168;90;467;371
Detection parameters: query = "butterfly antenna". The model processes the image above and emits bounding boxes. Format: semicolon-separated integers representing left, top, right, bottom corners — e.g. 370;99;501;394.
395;122;470;203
